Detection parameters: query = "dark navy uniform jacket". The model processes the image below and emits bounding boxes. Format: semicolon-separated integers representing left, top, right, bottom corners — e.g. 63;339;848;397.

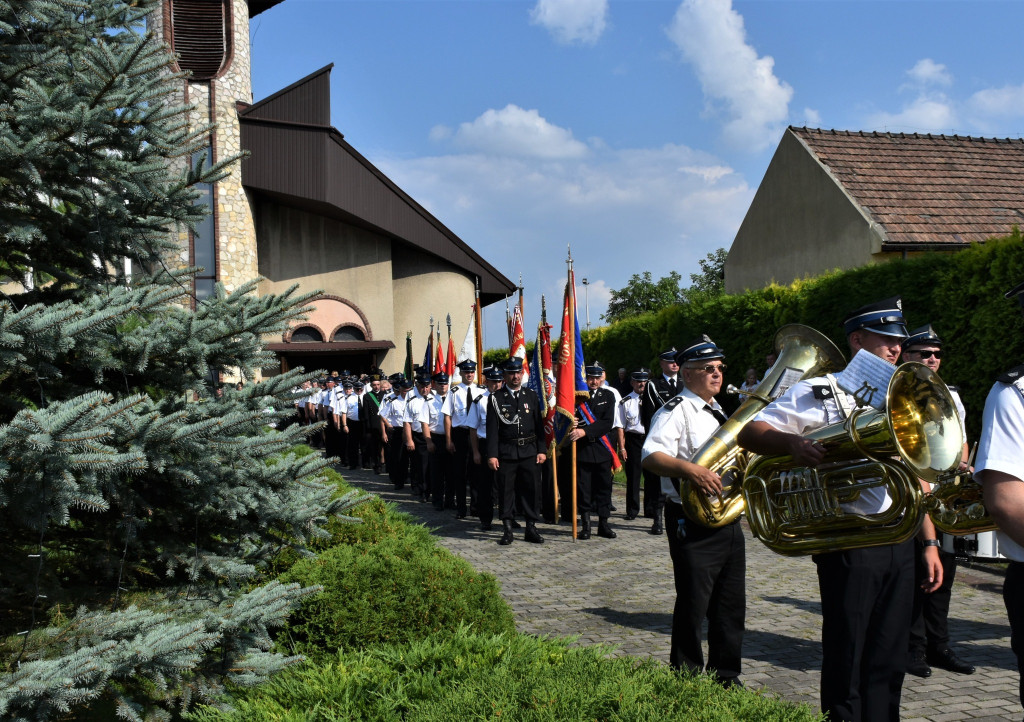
485;385;545;461
576;387;615;463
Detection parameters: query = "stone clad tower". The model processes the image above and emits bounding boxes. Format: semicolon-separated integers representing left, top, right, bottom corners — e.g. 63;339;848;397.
151;0;274;298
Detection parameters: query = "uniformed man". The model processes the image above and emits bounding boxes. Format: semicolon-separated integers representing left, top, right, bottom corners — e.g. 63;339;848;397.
404;375;434;503
621;369;664;533
642;336;744;687
901;324;975;678
343;380;363;470
486;357;546;545
641;348;679;519
976;278;1024;716
381;376;411;489
320;376;340;459
428;372;451;510
469;366;503;531
443;359;480;518
565;365;619;540
361;376;386;475
737;297;943;722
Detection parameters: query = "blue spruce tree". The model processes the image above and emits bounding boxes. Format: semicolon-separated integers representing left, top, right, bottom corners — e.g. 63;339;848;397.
0;1;355;718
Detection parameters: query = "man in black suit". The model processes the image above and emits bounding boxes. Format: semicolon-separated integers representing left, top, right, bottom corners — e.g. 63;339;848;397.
486;357;547;546
567;365;619;540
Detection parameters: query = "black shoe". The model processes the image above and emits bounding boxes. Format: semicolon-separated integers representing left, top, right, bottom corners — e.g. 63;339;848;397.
718;676;743;690
525;524;545;544
510;519;522;529
650;522;664;535
907;652;931;678
927;648;975;675
498;521;514;546
625;513;637;521
577;524;591;540
597;519;617;539
456;511;467;519
610;504;617;512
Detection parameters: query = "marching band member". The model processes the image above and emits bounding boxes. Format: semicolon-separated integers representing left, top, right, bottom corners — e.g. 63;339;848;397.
737;297;941;722
642;336;744;688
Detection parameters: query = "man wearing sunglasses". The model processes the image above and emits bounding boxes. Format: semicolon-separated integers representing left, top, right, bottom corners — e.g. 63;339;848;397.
901;325;975;679
641;335;745;688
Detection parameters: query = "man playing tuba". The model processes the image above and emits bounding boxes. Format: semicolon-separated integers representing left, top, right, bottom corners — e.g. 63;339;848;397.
641;336;745;688
737;297;944;722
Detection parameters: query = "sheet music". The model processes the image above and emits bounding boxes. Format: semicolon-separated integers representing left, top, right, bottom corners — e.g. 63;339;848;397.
768;367;805;400
836;349;896;410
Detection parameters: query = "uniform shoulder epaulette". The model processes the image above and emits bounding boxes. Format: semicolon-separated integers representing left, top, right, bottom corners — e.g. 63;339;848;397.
946;384;960;393
997;364;1024;384
662;396;684;412
813;386;835;400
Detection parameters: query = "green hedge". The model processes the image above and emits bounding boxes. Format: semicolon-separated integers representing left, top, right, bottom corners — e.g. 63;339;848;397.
277;518;515;662
586;231;1024;439
189;628;822;722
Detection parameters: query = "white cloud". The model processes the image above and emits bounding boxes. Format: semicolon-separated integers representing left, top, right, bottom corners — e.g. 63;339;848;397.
803;108;822;127
529;0;609;46
865;96;957;134
906;58;952;88
452;104;590;159
967;84;1024;133
375;126;751;344
665;0;793;153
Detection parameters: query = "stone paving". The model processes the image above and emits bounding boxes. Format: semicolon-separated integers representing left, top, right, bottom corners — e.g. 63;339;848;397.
339;464;1021;721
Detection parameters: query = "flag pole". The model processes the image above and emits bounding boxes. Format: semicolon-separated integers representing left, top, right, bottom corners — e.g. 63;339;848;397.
543;293;559;519
568;249;578;542
474;278;484;385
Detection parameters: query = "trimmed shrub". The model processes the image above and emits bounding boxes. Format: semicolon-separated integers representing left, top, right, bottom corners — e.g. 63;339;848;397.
189;629;823;722
278;530;516;660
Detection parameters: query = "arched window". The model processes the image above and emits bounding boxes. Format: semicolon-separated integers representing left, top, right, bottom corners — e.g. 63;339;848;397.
332;326;366;342
170;0;230;80
290;326;324;343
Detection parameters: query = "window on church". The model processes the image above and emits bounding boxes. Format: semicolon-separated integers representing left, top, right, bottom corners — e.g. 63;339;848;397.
192;148;216;302
170;0;229;80
332;326;366;342
291;326;324;343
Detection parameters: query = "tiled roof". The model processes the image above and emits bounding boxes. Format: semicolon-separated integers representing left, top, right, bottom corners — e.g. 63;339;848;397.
791;126;1024;248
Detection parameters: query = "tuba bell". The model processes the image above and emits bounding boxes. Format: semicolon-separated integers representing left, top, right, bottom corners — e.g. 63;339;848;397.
677;324;846;528
741;363;963;555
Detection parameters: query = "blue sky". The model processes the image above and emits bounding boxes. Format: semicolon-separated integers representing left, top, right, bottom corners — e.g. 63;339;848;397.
248;0;1024;350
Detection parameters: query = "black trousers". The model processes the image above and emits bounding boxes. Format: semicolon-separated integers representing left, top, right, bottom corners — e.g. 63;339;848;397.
496;456;541;522
386;426;407;488
430;442;452;509
909;540;958;654
409;432;430;497
366;428;384;472
813;539;914;722
324;419;342;461
577;457;612;518
449;427;472;513
624;432;662;518
664;501;745;680
474;459;495;527
346;419;362;469
1004;561;1024;711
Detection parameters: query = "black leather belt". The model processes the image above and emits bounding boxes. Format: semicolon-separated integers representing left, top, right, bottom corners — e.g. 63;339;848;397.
515;435;536;446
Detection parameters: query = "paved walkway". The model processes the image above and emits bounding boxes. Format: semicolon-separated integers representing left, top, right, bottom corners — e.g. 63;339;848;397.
340;465;1020;721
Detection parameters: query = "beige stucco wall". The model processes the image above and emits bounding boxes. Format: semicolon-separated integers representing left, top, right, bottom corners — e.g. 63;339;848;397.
254;200;396;348
392;248;477;372
724;130;886;294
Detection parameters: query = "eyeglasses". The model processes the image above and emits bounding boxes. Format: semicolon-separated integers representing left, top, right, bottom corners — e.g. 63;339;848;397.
909;350;943;360
689;363;727;375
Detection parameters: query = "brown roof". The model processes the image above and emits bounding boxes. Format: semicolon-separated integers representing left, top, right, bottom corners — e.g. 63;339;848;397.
791;127;1024;250
238;66;515;305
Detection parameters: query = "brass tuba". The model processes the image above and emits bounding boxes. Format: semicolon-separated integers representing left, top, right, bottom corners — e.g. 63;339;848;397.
741;363;963;556
677;325;846;528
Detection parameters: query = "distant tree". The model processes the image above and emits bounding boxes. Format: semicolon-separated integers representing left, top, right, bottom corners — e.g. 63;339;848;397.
603;271;684;323
684;247;728;298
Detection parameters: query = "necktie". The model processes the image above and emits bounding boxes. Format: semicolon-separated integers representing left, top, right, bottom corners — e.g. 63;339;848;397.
668;378;677;393
704;404;728;426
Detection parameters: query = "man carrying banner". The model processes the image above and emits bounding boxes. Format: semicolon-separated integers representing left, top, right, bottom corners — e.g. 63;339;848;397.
566;365;620;539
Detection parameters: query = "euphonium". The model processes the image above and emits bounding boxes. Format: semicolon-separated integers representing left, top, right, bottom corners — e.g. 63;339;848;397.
741;363;963;556
678;324;846;528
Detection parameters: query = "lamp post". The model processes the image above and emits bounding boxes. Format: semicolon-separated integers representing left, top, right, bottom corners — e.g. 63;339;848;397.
581;277;590;331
